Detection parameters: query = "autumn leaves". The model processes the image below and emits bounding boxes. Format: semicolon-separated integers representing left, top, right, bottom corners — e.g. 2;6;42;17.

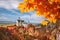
18;0;60;25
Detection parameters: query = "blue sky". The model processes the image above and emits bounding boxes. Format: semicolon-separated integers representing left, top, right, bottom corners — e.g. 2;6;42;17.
0;0;46;23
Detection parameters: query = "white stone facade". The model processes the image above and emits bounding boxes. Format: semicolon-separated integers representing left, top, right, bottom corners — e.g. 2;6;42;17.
56;31;60;40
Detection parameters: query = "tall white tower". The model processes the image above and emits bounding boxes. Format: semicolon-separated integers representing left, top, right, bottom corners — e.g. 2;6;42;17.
16;17;24;26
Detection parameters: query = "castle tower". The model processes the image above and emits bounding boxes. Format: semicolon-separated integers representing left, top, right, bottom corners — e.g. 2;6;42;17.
16;17;24;26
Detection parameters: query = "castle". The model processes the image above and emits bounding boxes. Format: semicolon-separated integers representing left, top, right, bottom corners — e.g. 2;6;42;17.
16;17;27;27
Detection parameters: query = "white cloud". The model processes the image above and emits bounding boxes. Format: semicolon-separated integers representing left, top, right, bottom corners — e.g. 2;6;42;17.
21;13;46;23
0;13;16;21
21;15;30;19
0;16;9;21
0;0;23;9
0;16;8;20
0;16;16;21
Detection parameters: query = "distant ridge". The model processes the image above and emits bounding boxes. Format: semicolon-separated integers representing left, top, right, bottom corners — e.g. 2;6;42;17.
0;21;15;24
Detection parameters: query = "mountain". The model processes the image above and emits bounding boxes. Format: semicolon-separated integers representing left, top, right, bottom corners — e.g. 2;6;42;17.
0;21;15;24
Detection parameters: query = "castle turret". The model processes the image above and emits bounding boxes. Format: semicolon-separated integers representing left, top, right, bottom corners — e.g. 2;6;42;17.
16;17;24;26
